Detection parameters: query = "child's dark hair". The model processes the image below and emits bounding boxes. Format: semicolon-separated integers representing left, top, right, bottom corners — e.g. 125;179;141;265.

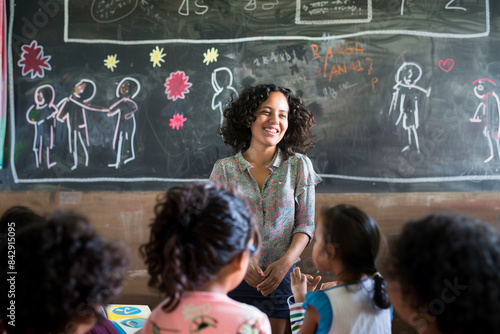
320;204;390;310
140;181;260;312
0;211;129;334
384;214;500;333
218;83;315;158
0;206;45;247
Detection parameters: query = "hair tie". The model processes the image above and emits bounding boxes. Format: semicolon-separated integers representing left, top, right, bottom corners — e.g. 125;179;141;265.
371;272;383;279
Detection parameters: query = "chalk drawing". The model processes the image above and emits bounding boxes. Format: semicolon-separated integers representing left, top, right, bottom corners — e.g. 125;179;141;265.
389;62;431;154
470;78;500;163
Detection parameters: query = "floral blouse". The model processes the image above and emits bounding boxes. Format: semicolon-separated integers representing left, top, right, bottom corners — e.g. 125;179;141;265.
210;149;321;268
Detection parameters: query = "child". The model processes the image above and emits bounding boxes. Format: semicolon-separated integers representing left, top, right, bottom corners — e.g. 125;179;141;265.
384;213;500;334
210;83;321;334
289;204;391;334
0;210;129;334
140;181;272;333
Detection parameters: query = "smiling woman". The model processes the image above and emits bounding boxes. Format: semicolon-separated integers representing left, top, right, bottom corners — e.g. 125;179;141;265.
210;84;322;334
248;91;289;158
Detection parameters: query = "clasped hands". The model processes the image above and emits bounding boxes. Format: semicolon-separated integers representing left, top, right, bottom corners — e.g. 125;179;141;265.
244;258;291;296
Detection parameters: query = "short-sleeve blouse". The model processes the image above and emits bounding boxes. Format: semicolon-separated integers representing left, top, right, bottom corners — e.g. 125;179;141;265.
210;149;321;268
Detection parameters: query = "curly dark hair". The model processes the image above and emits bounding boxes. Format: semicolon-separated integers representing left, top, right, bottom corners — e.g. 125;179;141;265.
218;84;315;158
320;204;391;310
384;213;500;333
0;211;129;334
140;181;260;312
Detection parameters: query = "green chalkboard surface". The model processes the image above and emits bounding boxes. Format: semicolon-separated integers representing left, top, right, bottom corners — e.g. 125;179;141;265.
4;0;500;192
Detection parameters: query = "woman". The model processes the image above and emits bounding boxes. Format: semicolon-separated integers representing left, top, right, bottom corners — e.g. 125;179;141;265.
210;83;321;334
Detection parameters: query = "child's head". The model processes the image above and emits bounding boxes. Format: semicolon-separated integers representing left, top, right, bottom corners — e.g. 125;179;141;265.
315;204;390;309
219;83;315;158
140;181;260;311
317;204;381;278
384;213;500;334
0;206;45;247
0;211;129;334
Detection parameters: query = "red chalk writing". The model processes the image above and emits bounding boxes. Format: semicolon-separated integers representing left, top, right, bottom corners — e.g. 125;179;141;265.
310;42;372;82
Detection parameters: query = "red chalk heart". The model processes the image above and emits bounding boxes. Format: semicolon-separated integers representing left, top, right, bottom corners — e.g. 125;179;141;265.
438;59;454;72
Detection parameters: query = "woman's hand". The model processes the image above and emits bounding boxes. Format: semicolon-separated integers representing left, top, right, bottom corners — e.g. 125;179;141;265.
290;267;321;303
256;258;293;296
244;260;266;288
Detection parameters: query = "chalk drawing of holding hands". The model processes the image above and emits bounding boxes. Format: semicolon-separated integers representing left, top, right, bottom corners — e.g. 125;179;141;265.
107;77;141;168
57;79;108;170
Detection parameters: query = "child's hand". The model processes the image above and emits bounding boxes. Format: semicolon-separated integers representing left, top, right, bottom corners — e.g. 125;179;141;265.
305;274;322;293
290;267;321;303
320;281;338;290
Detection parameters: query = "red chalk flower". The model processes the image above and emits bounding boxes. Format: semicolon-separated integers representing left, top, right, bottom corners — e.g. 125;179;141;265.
164;71;192;101
169;113;187;130
17;40;52;79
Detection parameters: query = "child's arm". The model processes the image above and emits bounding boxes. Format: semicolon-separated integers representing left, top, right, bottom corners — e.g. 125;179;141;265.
289;267;321;334
300;306;320;334
288;297;320;334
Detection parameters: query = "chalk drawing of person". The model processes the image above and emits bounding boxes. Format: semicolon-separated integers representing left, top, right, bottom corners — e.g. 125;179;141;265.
389;62;431;154
26;84;58;169
469;78;500;163
211;67;238;127
107;77;140;168
56;79;107;170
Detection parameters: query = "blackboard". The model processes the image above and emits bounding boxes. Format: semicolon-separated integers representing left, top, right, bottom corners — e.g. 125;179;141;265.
3;0;500;192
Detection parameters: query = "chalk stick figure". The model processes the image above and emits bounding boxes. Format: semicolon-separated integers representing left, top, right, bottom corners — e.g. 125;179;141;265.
211;67;238;127
389;62;431;154
26;84;58;169
107;77;140;168
469;78;500;163
57;79;107;170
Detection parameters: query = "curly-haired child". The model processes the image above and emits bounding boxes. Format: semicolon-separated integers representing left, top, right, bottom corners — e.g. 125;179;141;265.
0;210;129;334
140;181;271;334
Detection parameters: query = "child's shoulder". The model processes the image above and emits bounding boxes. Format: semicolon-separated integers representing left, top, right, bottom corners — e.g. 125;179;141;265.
146;293;271;334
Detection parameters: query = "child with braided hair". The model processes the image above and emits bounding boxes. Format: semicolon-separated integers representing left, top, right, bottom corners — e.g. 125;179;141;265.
289;204;391;334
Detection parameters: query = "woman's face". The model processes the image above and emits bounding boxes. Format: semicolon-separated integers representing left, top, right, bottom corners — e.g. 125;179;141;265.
249;91;289;150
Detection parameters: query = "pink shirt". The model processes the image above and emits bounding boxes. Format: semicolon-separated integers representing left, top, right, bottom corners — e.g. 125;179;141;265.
142;291;271;334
